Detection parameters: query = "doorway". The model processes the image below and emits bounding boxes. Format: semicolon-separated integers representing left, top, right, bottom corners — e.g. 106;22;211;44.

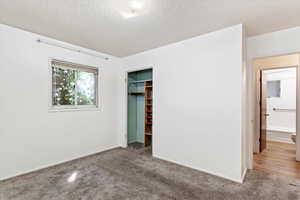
253;54;300;179
126;68;153;153
261;68;297;148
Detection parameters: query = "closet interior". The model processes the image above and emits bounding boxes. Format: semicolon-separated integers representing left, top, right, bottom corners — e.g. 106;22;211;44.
127;69;153;150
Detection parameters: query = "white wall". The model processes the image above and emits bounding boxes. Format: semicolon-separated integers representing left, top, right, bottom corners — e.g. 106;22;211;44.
266;69;296;133
247;26;300;59
0;24;123;180
247;26;300;161
122;25;245;182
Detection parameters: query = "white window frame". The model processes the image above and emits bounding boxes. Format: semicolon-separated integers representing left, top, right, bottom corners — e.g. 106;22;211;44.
48;59;100;112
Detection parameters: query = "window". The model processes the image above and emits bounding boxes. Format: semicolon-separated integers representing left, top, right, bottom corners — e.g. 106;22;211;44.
51;59;98;109
267;80;281;98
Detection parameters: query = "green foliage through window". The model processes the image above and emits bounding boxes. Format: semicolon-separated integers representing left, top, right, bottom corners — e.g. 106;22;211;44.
52;61;97;107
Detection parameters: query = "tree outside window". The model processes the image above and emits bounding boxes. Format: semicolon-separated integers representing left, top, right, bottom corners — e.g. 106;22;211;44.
51;60;98;108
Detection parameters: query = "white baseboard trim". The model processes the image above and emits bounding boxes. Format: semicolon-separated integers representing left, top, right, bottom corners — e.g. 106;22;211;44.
267;137;294;144
267;126;296;133
267;130;295;144
0;145;120;181
241;168;248;183
153;154;244;184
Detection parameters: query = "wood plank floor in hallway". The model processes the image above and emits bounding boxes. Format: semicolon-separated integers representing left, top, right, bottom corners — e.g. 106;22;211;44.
254;141;300;179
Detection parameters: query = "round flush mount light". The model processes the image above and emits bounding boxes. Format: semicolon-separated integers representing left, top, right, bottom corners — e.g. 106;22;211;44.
122;1;144;19
121;0;144;19
129;1;144;11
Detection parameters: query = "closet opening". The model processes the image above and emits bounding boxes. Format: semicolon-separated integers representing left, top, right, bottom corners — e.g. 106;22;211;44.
126;68;153;154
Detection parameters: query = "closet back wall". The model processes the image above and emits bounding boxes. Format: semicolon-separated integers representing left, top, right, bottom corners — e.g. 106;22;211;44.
0;24;122;180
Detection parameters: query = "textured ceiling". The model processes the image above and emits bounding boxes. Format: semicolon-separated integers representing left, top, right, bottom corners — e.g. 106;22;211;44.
1;0;300;57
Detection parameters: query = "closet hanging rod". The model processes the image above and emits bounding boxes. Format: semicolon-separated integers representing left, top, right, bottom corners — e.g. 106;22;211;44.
36;39;110;60
128;79;152;84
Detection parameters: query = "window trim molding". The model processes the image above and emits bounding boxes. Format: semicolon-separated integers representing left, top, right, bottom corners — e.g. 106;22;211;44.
48;58;100;112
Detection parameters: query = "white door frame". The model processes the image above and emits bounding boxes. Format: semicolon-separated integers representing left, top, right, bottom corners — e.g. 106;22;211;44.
122;66;154;148
250;53;300;168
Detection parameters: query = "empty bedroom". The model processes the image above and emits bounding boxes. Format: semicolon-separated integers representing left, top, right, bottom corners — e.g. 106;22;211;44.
1;0;300;199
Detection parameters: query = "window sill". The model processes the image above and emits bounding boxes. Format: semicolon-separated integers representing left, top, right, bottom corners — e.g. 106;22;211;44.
48;106;100;113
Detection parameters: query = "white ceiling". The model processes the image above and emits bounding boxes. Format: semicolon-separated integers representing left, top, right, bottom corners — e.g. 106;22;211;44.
1;0;300;57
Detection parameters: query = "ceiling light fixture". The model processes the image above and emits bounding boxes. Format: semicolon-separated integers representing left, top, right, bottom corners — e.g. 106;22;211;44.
129;1;144;11
122;1;144;19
